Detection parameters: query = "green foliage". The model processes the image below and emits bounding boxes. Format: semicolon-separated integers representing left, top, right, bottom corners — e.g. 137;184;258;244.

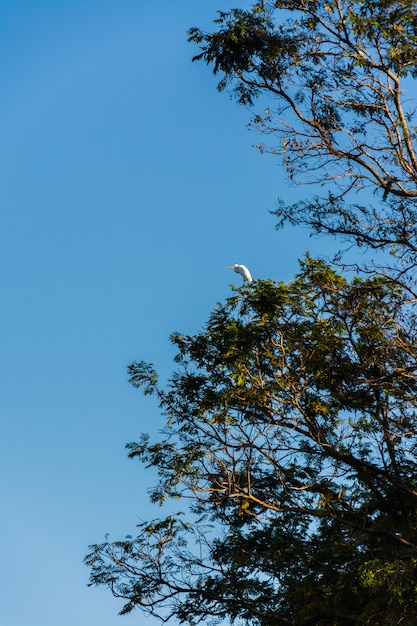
85;260;417;625
189;0;417;277
85;2;417;623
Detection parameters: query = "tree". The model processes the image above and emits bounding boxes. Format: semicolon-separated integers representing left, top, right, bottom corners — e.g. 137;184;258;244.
188;1;417;281
86;259;417;625
85;2;417;624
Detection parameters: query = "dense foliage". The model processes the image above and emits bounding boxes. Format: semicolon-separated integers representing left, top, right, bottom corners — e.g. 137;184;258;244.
86;259;417;624
86;2;417;624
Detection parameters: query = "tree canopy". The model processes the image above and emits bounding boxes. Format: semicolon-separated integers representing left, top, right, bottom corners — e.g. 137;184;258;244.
189;0;417;277
85;2;417;624
86;261;417;624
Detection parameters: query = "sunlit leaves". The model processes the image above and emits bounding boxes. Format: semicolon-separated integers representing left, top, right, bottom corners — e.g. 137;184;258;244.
86;258;417;624
189;0;417;279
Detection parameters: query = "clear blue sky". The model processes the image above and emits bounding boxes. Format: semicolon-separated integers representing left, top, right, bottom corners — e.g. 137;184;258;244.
0;2;337;625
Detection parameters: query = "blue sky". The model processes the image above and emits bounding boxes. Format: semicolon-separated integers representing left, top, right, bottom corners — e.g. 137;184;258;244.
0;2;337;625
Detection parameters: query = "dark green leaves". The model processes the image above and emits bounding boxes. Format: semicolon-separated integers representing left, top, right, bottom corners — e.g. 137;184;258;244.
189;9;300;104
86;258;417;624
85;3;417;621
127;361;158;395
189;1;417;276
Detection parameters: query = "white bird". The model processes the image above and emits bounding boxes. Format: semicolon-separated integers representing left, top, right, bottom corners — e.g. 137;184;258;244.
227;264;253;283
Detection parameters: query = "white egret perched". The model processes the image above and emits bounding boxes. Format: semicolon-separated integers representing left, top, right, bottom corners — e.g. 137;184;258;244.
227;264;253;283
